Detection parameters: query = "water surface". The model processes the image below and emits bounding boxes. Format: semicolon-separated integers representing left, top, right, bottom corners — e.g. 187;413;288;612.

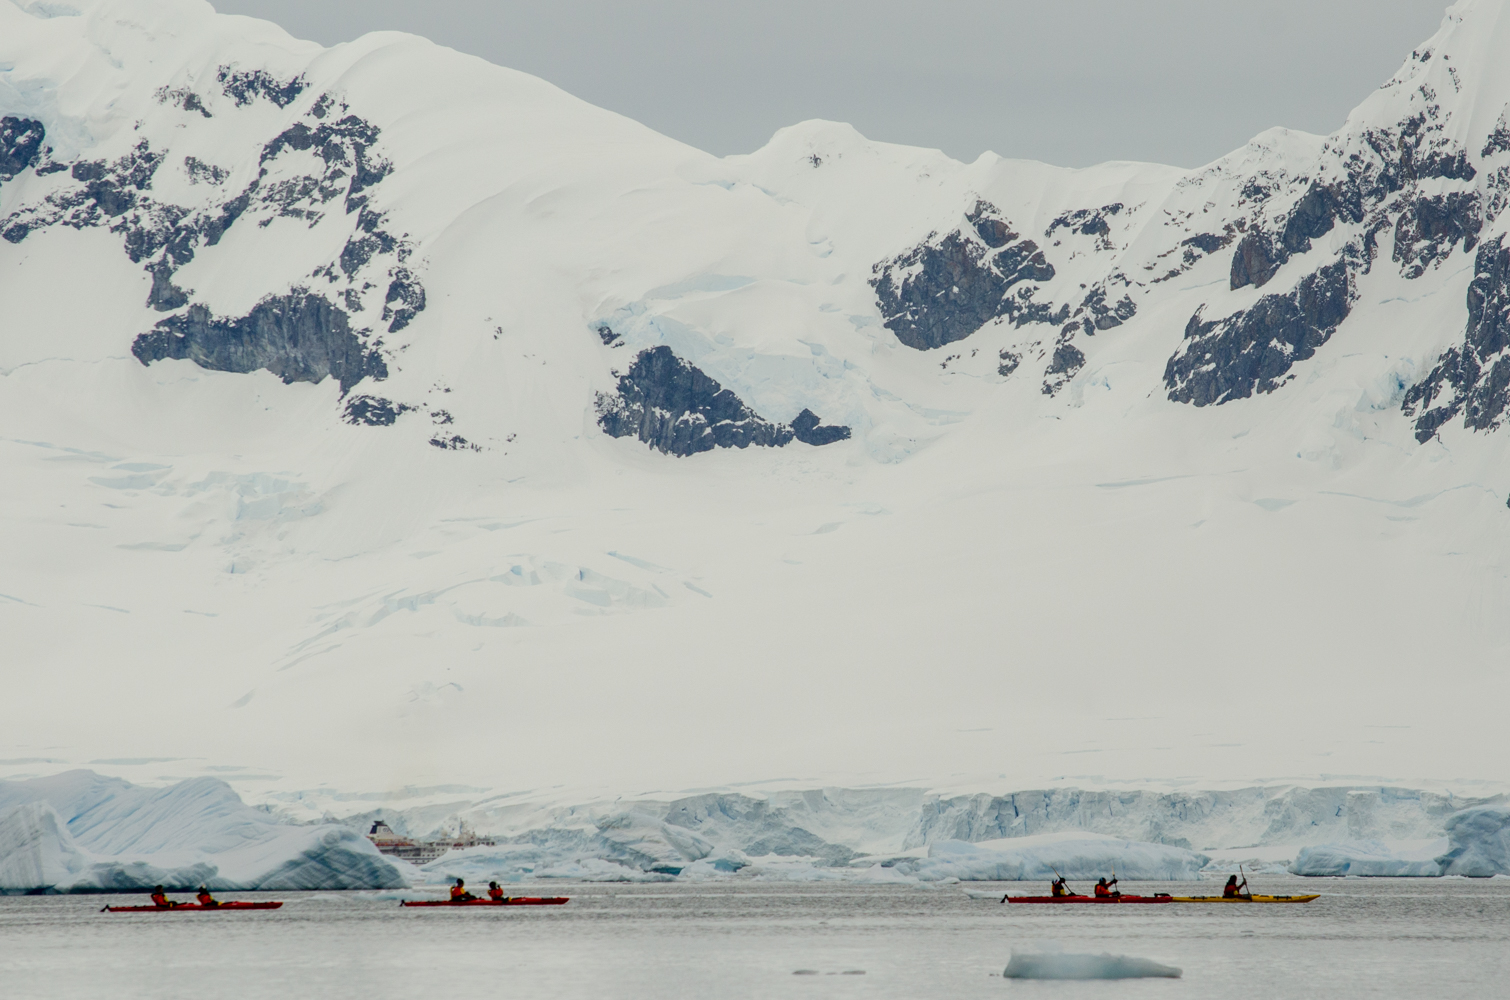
3;877;1506;998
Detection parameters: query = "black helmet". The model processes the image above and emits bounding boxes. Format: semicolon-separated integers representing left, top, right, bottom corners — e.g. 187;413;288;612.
1097;877;1107;884
456;878;464;885
154;885;164;892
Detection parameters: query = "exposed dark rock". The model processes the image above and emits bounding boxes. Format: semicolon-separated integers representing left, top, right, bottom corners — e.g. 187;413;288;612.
217;67;307;108
790;409;851;446
343;395;412;426
1;98;422;394
131;289;386;393
1231;182;1363;291
1047;203;1124;245
596;325;622;346
1281;182;1364;257
429;434;480;451
1241;177;1275;202
155;86;212;119
1167;260;1353;406
1482;113;1510;158
1041;334;1085;396
871;200;1055;351
1392;192;1481;278
997;349;1021;378
147;263;190;312
1403;235;1510;441
183;156;228;185
967;201;1015;248
70;141;165;218
1182;232;1230;255
597;346;813;456
0;116;45;178
1229;231;1285;290
382;268;425;332
340;227;396;276
1075;283;1137;333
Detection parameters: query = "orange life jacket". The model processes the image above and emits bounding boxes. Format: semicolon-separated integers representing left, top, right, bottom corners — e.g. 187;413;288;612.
196;892;215;906
1094;883;1110;897
151;893;169;907
488;887;504;901
450;885;467;900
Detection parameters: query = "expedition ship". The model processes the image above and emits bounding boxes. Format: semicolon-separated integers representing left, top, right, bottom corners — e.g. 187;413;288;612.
365;820;495;865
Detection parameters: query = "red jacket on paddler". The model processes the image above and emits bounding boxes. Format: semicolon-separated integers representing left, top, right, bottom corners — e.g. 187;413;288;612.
487;882;504;901
451;879;469;900
1093;877;1118;897
150;889;170;907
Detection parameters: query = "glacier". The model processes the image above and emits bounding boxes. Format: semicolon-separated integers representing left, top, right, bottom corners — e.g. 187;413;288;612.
1;0;1510;809
365;782;1510;881
0;771;408;892
1289;839;1450;877
3;769;1508;887
1289;806;1510;876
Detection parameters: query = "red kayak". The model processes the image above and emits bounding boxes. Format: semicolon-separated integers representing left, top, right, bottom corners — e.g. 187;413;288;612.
1005;894;1173;904
402;897;569;907
103;902;283;912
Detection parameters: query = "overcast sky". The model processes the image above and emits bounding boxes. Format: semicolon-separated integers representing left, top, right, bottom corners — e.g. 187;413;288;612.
214;0;1450;168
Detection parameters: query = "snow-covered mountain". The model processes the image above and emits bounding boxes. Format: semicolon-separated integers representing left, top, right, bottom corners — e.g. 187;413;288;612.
3;0;1509;809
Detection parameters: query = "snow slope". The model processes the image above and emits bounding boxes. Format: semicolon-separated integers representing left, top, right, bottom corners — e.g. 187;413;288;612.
1;0;1509;810
0;771;407;891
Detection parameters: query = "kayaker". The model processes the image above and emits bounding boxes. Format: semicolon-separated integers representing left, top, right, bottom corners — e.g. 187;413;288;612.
450;878;476;902
195;885;220;907
1223;874;1249;899
1049;877;1071;898
487;881;505;902
1093;876;1119;898
149;885;179;908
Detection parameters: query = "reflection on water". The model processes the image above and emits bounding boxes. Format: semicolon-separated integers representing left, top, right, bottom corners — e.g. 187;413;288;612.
3;878;1507;999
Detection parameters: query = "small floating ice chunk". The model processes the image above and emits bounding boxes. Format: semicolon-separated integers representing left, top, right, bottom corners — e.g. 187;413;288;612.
1004;952;1182;980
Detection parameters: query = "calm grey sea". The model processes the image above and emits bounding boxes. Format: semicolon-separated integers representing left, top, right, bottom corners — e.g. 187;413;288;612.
2;878;1507;999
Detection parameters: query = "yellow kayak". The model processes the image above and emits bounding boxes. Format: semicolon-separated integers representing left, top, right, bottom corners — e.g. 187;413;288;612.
1170;894;1319;903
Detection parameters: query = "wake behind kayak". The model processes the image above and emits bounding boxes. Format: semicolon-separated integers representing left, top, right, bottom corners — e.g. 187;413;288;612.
1004;894;1173;904
401;897;569;907
103;902;283;912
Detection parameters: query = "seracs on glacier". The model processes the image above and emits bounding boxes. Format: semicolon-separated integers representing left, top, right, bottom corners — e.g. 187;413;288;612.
3;772;1507;890
2;0;1510;803
0;771;407;892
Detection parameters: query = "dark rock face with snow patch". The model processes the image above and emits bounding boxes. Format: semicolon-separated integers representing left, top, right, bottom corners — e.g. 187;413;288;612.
1;89;423;384
1391;192;1481;278
0;116;45;179
791;409;851;446
1403;235;1510;441
1166;261;1353;406
871;200;1057;350
343;395;412;426
1230;182;1365;291
596;346;848;457
133;290;387;393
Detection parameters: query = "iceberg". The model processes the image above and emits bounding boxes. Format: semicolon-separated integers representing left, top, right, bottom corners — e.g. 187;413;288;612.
1436;806;1510;877
893;831;1209;882
1004;952;1182;980
1289;839;1448;877
0;771;407;892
